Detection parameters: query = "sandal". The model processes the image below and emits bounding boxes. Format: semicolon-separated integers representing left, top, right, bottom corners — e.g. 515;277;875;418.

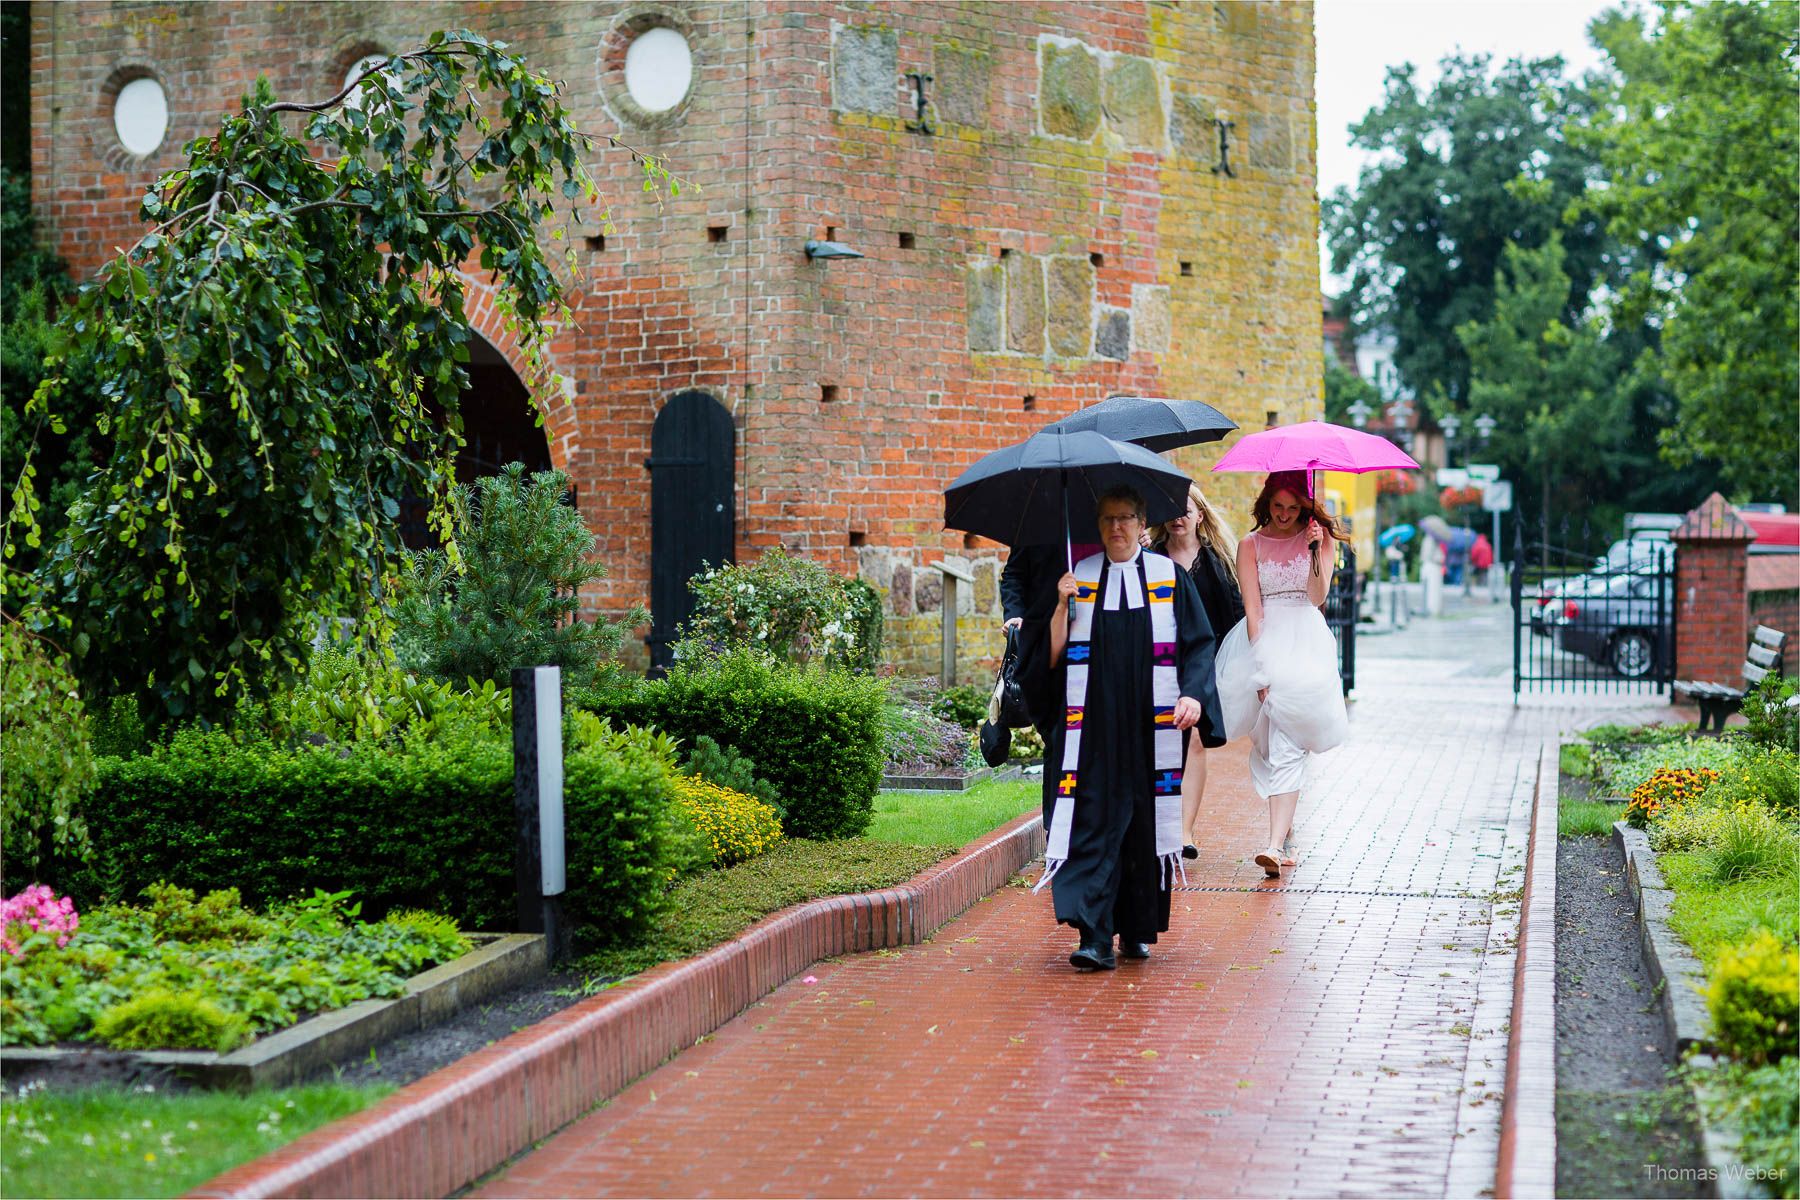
1254;848;1282;877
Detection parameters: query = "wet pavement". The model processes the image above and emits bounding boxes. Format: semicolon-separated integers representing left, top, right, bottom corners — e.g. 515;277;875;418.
475;599;1677;1198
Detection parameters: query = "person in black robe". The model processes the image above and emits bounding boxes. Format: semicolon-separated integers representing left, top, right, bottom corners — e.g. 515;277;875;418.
1019;486;1226;971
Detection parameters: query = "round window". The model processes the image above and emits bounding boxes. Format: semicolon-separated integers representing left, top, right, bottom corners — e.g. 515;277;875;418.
113;76;169;157
624;27;693;113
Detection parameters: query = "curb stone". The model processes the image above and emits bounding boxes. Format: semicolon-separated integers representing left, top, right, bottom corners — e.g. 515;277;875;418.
0;933;546;1092
189;811;1048;1199
1612;820;1768;1200
1611;821;1710;1053
1495;740;1557;1198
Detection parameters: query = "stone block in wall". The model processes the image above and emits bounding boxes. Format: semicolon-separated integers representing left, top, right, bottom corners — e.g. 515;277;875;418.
857;544;895;590
1046;257;1095;358
1102;54;1162;149
1169;92;1218;166
1248;113;1292;173
1095;307;1130;361
1133;284;1171;354
1214;1;1260;39
890;562;913;617
1039;39;1100;140
915;570;943;614
974;560;998;615
1006;254;1046;356
932;41;991;128
834;25;897;115
966;262;1004;352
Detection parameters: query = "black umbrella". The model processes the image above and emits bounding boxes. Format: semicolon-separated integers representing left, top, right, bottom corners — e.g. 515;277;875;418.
1040;395;1236;451
943;429;1192;554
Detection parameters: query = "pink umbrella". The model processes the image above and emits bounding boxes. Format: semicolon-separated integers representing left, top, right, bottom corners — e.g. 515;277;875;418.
1209;420;1420;476
1211;420;1420;571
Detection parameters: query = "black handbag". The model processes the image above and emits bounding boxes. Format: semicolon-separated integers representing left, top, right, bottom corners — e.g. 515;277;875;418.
978;719;1011;768
991;627;1033;729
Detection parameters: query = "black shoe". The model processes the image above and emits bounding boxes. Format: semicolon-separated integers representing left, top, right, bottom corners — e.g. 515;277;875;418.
1069;940;1116;971
1119;941;1152;960
1182;844;1199;860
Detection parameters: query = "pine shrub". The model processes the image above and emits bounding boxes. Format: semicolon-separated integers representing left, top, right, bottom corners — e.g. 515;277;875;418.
390;463;644;690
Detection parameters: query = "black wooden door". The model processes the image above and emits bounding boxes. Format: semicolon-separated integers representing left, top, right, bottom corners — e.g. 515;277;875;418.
648;390;735;670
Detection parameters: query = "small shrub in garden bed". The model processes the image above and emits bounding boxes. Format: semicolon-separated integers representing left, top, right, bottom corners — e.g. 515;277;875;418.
680;734;784;818
1596;736;1740;800
577;648;886;841
68;728;696;946
1742;673;1799;753
668;776;783;868
0;884;470;1049
1705;931;1799;1067
930;683;989;730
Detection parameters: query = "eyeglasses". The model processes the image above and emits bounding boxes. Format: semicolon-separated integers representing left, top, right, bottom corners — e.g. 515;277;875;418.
1099;514;1142;527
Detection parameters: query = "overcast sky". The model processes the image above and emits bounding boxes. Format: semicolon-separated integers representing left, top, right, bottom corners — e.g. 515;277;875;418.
1314;0;1621;287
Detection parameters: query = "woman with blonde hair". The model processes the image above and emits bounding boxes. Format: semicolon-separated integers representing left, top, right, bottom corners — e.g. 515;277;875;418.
1211;470;1350;876
1148;483;1245;858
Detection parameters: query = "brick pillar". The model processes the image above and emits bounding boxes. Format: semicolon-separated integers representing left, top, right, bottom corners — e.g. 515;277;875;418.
1672;493;1757;688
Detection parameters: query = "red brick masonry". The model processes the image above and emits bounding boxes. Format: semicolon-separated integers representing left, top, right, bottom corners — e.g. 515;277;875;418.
189;812;1048;1199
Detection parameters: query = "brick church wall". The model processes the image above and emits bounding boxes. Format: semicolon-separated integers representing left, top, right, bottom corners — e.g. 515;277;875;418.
30;1;1320;677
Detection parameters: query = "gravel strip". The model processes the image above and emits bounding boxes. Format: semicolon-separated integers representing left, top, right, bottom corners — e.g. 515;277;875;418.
1556;832;1708;1198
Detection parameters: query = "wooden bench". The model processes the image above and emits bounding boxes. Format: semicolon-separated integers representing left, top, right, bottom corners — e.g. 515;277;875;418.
1676;625;1788;732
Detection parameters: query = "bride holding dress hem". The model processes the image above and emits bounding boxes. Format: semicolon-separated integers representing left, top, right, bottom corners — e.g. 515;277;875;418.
1211;470;1350;877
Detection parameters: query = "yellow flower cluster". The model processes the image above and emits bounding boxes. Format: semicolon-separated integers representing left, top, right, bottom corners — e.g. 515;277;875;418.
668;775;783;868
1627;766;1720;829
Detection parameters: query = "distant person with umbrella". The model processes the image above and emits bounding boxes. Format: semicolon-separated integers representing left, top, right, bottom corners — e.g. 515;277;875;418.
1146;483;1244;858
1022;485;1225;970
1212;471;1351;876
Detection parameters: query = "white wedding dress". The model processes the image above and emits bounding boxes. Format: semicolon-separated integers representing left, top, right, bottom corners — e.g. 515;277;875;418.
1213;529;1349;797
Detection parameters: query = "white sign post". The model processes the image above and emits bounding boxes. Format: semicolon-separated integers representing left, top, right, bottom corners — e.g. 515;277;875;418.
512;665;566;960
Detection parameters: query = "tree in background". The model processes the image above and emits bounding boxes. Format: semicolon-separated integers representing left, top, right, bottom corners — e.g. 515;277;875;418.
1455;235;1632;531
8;32;669;729
1326;54;1616;413
1580;1;1799;508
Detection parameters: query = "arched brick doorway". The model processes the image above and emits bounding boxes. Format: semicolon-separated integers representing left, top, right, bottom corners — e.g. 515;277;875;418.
397;331;555;548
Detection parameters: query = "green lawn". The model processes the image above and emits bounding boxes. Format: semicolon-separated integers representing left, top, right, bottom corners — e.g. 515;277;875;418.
0;1082;390;1199
867;777;1040;847
1660;851;1800;970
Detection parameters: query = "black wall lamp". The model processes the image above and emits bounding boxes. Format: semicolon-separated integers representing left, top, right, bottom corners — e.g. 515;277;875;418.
804;239;865;261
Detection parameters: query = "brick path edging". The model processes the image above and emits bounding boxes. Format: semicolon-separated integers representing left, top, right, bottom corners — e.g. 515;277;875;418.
190;813;1049;1200
1496;741;1557;1198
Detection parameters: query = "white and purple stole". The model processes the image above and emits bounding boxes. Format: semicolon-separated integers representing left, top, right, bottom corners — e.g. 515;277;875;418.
1037;549;1186;894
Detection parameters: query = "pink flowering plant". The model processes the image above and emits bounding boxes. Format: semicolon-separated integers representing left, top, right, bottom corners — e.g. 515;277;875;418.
0;885;79;958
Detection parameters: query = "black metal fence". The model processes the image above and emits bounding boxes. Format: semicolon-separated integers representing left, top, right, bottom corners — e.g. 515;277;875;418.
1325;546;1357;695
1511;524;1675;695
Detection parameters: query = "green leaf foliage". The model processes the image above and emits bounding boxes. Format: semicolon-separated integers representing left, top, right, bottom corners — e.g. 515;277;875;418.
1581;1;1800;507
577;648;887;840
11;32;656;729
1;882;470;1049
1;618;95;877
391;463;642;690
61;728;692;947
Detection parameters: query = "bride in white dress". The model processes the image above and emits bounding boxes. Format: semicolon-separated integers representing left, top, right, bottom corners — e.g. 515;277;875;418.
1212;471;1350;876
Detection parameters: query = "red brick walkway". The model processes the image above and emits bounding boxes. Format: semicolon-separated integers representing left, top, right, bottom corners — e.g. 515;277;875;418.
479;659;1674;1198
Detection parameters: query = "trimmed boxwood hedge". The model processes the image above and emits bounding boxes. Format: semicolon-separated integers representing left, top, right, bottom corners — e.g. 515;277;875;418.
65;730;688;943
576;650;886;841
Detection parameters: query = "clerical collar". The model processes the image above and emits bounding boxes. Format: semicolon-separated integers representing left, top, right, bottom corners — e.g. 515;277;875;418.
1102;549;1145;611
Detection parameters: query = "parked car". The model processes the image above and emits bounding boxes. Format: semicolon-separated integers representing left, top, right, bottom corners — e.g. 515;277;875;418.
1528;553;1666;635
1550;572;1673;678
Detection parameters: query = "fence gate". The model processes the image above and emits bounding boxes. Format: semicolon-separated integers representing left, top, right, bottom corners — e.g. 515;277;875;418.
648;390;735;672
1324;546;1357;695
1511;521;1676;696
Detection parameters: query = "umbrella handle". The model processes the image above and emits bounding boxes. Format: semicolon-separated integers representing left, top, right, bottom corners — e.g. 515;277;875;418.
1063;470;1072;574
